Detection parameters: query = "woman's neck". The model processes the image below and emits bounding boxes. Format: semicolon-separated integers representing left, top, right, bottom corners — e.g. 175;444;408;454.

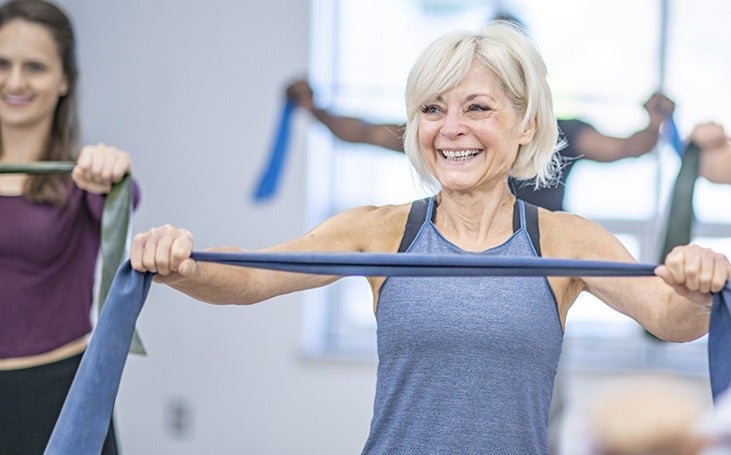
433;186;516;251
0;121;52;162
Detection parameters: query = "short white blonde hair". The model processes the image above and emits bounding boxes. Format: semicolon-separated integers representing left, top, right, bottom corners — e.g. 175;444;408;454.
403;21;562;192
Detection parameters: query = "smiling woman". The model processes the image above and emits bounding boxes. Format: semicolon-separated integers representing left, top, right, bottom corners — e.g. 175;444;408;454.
0;1;140;453
129;20;731;455
0;18;68;131
404;25;560;196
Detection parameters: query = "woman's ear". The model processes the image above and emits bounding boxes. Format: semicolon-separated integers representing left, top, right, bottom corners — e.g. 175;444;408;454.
59;74;69;97
518;116;536;145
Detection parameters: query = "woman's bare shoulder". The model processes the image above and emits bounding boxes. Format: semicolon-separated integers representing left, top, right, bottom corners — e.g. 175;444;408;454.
538;209;630;261
304;201;416;253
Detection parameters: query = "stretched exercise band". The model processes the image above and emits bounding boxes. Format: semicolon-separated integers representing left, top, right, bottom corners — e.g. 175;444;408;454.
190;251;659;277
0;160;75;174
44;252;731;454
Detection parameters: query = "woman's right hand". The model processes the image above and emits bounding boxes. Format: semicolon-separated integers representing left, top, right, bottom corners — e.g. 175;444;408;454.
642;92;675;127
130;225;198;281
285;79;315;110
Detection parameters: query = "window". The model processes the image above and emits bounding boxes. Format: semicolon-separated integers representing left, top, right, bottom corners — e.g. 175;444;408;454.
301;0;731;370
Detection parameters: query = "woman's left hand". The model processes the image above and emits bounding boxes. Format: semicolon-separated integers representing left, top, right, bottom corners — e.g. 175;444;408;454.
71;143;132;193
655;244;731;306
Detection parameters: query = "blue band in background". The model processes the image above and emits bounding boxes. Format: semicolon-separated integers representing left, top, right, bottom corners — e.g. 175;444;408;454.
664;115;684;156
252;99;296;202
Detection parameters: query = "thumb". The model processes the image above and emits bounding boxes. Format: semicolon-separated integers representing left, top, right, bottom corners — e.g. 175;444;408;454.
177;258;199;277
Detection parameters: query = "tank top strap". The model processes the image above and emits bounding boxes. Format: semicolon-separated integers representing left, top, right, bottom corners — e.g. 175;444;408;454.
397;196;435;253
513;199;542;256
400;196;540;255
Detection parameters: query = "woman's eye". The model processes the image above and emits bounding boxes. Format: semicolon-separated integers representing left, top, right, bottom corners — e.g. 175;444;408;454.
468;104;489;112
421;105;440;115
25;62;47;73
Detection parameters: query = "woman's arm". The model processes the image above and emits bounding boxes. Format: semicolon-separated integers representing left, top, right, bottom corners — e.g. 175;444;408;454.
130;203;409;306
286;79;404;152
542;211;728;341
572;93;675;162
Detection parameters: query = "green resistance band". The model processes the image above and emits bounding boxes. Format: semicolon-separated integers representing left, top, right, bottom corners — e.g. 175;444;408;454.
0;161;145;355
658;142;701;262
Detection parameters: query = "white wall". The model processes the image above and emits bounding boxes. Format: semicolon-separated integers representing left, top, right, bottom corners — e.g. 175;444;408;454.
56;1;377;453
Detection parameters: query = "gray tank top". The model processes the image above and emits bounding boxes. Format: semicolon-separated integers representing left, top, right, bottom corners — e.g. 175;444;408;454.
362;197;563;454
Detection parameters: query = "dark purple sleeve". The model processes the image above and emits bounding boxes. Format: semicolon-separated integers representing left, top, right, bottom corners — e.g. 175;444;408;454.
84;177;142;221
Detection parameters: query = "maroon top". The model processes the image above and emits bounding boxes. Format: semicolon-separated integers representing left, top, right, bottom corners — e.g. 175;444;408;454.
0;181;140;358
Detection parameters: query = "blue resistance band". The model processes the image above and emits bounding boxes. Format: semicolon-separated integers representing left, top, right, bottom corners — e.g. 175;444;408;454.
45;262;152;455
664;115;684;156
252;99;296;202
190;251;659;277
45;252;731;454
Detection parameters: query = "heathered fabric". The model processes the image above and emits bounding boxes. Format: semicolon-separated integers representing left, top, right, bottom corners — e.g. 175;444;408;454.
362;197;563;454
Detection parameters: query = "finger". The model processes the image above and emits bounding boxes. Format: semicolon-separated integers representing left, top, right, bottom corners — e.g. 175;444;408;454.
73;146;93;182
130;232;148;271
684;249;702;292
109;149;131;182
663;246;687;286
98;146;119;183
89;144;108;180
70;165;84;186
155;230;175;276
100;145;124;184
170;232;195;276
75;146;92;170
71;147;107;192
696;249;715;294
709;254;731;294
154;224;180;275
140;226;164;274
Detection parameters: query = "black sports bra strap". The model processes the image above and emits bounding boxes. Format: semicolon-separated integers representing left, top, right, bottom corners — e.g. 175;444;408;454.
513;199;542;257
512;199;521;233
401;197;541;256
398;197;429;253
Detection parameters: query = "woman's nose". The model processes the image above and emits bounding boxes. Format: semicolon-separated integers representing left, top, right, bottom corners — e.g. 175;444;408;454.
3;66;26;90
440;110;469;139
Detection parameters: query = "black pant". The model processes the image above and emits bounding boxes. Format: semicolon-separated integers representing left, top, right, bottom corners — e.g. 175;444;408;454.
0;352;118;455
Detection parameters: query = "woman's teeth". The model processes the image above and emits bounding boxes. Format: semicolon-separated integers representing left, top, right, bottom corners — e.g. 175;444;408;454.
440;149;480;161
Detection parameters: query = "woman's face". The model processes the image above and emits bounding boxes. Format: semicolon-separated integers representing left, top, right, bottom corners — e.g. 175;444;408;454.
418;61;534;193
0;19;68;130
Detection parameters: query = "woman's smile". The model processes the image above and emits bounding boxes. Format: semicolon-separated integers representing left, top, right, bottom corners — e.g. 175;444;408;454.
438;148;484;161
